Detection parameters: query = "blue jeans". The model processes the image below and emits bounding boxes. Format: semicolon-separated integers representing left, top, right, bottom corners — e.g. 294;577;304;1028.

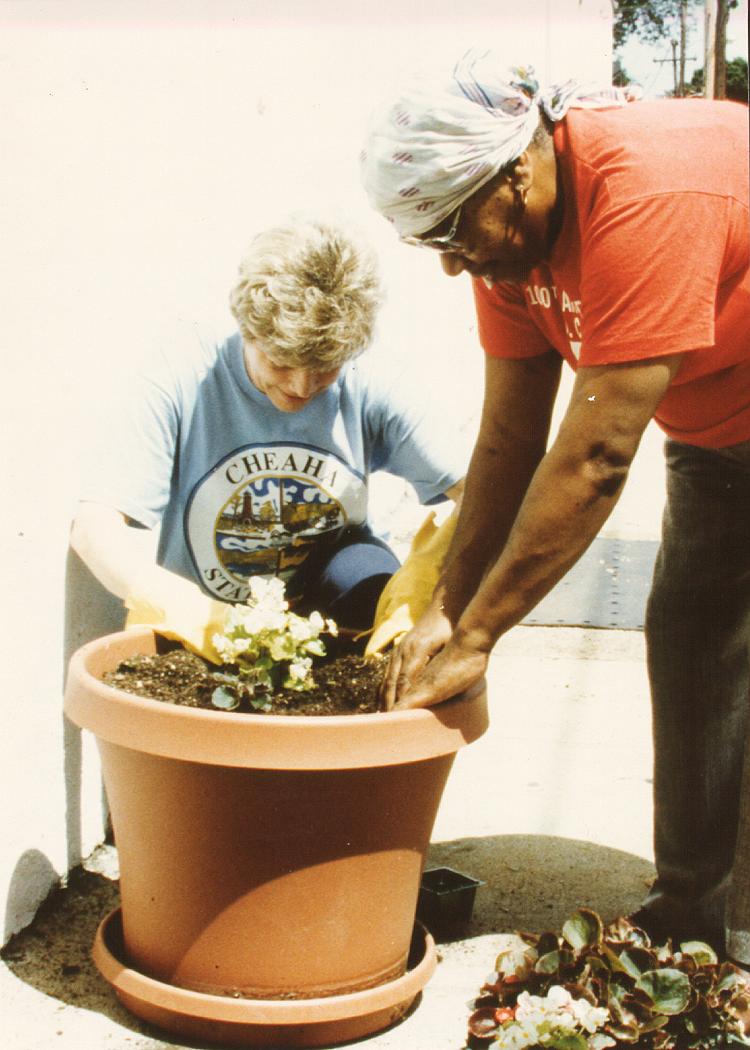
289;524;400;632
643;437;750;961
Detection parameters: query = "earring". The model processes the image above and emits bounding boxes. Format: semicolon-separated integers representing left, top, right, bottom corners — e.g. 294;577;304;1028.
514;185;529;209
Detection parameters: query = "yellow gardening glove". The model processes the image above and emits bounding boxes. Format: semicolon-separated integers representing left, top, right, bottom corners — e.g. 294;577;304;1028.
365;509;458;657
125;565;228;664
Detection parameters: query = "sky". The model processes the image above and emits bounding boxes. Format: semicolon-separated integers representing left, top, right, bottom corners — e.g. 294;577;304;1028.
617;0;748;98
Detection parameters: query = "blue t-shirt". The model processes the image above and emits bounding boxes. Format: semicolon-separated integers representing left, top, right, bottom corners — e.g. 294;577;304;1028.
83;329;466;602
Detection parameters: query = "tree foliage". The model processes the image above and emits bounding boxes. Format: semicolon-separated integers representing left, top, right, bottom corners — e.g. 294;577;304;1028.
612;0;699;49
690;56;749;101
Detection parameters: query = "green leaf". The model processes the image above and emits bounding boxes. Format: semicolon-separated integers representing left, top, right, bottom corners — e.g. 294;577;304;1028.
601;943;631;974
548;1034;588;1050
607;988;639;1028
213;671;240;684
605;1021;641;1042
466;1007;500;1038
717;965;742;993
269;637;295;661
535;950;561;974
283;675;309;692
638;1013;670;1033
211;685;240;710
651;1031;676;1050
537;931;560;956
635;968;691;1015
619;950;646;979
679;941;719;966
619;947;658;978
585;953;610;977
562;909;604;951
589;1036;618;1050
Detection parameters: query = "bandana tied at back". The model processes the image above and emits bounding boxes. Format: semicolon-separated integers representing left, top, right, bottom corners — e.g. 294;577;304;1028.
360;49;631;239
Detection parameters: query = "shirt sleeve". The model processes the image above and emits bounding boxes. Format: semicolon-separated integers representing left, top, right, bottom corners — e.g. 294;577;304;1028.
579;192;731;365
473;277;553;358
77;352;180;529
358;357;473;505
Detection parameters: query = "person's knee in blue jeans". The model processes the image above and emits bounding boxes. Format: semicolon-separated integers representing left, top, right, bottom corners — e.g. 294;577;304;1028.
291;526;400;632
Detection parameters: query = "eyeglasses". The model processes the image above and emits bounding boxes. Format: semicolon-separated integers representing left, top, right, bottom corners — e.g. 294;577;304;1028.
400;204;465;253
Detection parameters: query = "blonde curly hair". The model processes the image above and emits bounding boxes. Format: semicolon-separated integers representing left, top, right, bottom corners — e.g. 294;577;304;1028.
229;219;383;369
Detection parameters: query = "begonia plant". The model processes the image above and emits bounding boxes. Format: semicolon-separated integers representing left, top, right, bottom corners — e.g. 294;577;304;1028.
210;575;337;711
467;909;750;1049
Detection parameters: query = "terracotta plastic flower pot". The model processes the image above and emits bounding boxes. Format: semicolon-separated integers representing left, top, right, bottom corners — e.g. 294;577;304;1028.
65;627;488;1046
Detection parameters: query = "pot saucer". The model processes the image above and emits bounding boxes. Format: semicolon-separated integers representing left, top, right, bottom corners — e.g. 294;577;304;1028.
93;907;436;1047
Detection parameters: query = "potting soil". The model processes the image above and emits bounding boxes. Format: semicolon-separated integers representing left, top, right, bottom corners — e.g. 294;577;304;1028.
102;647;386;715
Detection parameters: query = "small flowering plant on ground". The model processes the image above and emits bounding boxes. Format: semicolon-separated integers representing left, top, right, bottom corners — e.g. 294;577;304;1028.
210;576;337;712
467;909;750;1049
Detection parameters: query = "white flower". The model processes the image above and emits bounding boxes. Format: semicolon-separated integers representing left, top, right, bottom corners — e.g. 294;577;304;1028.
212;633;230;655
230;598;287;637
499;986;610;1050
288;657;313;683
211;578;338;699
288;615;317;643
493;1022;537;1050
248;575;287;612
570;998;609;1034
212;631;252;660
546;986;572;1010
515;989;555;1021
588;1035;616;1049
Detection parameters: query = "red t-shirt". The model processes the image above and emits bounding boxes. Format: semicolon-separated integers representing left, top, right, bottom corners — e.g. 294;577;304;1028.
475;99;750;448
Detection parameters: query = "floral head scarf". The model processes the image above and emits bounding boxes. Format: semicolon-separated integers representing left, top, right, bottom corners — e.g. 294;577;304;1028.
360;49;632;238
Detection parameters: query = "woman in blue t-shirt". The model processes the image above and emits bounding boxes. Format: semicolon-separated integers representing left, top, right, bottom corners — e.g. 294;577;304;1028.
70;218;465;639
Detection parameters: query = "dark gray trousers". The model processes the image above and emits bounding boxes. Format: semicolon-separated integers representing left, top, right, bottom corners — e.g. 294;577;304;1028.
643;437;750;961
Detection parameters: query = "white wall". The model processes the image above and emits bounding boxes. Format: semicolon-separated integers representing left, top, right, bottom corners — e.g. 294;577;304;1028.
0;0;613;942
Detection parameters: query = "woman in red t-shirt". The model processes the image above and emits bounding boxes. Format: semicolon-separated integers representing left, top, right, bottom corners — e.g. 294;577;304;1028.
361;48;750;969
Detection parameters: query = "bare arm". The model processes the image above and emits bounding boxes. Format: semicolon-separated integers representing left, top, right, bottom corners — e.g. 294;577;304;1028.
69;502;158;600
71;501;230;662
394;352;683;709
382;351;562;706
435;351;563;618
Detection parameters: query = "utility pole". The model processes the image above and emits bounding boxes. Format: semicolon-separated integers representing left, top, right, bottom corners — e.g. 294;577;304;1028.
705;0;717;97
652;1;696;97
704;0;730;98
679;0;689;95
653;41;697;96
715;0;730;98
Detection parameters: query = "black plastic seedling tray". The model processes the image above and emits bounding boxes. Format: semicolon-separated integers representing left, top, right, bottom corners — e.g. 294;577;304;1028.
417;866;484;935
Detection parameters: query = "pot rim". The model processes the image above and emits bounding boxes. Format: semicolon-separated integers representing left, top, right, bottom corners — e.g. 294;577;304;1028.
65;627;489;769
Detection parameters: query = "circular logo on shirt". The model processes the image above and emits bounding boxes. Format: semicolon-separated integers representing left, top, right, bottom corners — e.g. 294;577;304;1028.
185;442;367;602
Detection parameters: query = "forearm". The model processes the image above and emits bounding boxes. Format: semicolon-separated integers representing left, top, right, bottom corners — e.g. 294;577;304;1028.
454;354;682;651
454;437;629;649
390;354;683;711
434;435;544;620
70;502;158;599
434;352;561;620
